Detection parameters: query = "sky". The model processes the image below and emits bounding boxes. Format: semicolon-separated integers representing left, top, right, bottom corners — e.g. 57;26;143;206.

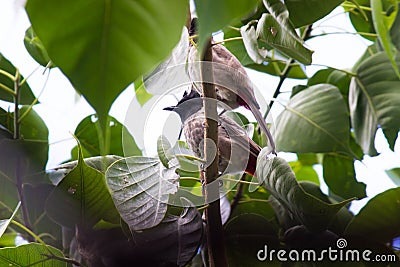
0;1;399;213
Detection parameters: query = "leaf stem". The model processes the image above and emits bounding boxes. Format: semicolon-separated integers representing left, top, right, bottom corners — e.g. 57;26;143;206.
0;69;16;81
0;83;16;96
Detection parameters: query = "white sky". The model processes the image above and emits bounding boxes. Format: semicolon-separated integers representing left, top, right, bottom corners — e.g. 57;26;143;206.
0;1;398;213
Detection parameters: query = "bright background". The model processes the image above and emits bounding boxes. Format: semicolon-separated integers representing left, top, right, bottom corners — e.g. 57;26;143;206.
0;0;398;213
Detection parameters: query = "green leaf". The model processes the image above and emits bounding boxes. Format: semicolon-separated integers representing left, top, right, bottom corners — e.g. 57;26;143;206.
289;161;320;184
0;54;37;104
157;135;174;168
349;52;400;155
106;156;179;230
0;233;17;247
0;202;20;238
24;26;52;68
275;84;351;154
0;243;66;267
346;0;376;41
284;0;344;27
385;167;400;186
46;145;119;228
26;0;188;132
256;150;353;232
322;154;367;199
345;187;400;242
371;0;400;78
194;0;259;50
134;78;153;106
133;198;203;266
71;114;141;160
225;214;280;267
256;13;313;65
390;3;400;51
223;26;307;78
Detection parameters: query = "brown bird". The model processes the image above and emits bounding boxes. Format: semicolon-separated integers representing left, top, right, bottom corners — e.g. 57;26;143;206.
164;89;261;176
187;18;276;156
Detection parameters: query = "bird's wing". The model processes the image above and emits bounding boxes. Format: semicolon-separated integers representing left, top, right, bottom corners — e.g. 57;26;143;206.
219;115;261;159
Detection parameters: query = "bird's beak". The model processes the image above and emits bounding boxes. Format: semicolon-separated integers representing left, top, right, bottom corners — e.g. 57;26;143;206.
163;106;176;111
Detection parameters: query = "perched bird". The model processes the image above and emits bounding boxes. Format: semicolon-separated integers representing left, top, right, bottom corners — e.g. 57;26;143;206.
187;18;276;155
164;89;261;176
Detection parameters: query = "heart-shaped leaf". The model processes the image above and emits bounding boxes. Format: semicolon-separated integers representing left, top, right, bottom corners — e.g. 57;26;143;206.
26;0;188;132
256;149;353;232
349;52;400;155
275;84;351;154
106;156;179;230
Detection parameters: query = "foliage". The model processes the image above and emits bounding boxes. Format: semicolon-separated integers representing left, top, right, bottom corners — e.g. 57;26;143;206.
0;0;400;266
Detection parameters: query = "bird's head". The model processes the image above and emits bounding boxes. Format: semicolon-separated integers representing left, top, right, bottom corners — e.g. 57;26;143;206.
163;88;202;121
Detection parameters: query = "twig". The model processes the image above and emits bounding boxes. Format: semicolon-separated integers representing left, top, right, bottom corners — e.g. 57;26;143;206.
13;70;34;241
201;37;228;267
230;173;247;212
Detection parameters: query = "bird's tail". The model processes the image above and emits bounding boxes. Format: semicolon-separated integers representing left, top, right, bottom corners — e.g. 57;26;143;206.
248;102;277;155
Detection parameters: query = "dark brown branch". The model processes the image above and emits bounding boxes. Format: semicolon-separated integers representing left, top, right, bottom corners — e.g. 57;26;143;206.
201;38;228;267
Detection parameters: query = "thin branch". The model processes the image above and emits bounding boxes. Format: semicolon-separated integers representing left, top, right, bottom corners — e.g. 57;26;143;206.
0;69;16;81
201;37;228;267
0;83;16;96
230;173;247;212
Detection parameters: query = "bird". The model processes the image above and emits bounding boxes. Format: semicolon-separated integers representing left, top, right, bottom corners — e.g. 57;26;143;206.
187;18;276;156
164;89;261;176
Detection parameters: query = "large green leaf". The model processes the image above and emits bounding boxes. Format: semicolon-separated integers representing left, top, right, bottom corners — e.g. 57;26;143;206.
349;52;400;155
194;0;259;50
26;0;188;131
0;54;36;104
322;154;367;199
345;187;400;243
46;146;119;228
255;1;313;65
284;0;344;27
275;84;351;154
70;114;141;159
289;161;319;184
106;156;179;230
256;149;353;232
224;26;307;78
0;243;66;267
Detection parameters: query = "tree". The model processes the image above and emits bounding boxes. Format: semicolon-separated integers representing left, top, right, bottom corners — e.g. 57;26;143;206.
0;0;400;266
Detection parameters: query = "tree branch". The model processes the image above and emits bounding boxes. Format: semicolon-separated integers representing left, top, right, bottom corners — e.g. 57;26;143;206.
201;38;228;267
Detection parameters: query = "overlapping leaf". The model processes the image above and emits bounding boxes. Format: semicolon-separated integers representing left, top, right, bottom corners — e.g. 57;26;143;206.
194;0;259;50
26;0;188;133
133;198;203;266
275;84;351;154
106;156;179;230
345;187;400;242
349;52;400;155
322;154;366;199
46;146;119;228
256;149;353;232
